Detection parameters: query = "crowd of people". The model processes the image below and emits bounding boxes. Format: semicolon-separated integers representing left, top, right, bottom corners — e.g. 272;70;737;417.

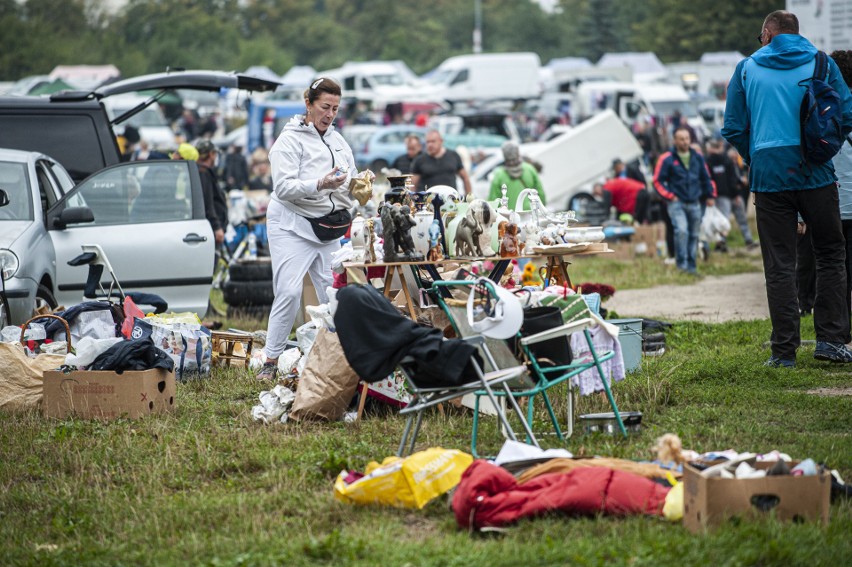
116;9;852;369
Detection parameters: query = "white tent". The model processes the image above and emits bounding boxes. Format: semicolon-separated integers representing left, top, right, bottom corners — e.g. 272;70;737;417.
700;52;745;66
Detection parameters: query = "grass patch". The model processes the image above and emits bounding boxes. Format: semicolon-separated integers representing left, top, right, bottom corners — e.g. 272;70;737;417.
3;246;850;565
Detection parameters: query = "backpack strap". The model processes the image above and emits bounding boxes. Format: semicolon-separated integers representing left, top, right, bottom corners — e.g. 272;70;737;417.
813;51;828;81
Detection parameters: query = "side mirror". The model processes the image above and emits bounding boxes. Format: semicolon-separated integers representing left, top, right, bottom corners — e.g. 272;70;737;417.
54;206;95;229
0;189;9;207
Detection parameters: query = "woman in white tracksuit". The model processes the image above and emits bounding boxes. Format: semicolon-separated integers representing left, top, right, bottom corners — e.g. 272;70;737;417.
256;78;358;380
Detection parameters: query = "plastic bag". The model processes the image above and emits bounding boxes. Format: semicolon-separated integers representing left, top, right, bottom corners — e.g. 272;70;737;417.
334;448;473;509
65;336;124;368
131;318;212;380
295;321;319;375
700;205;731;242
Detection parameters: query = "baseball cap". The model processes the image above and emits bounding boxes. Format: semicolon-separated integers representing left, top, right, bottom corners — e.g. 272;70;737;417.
174;143;199;161
466;278;523;339
196;139;217;157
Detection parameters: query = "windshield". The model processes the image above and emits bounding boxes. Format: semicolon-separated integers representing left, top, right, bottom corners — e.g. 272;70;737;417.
0;161;33;221
371;74;405;87
652;100;699;119
428;69;455;85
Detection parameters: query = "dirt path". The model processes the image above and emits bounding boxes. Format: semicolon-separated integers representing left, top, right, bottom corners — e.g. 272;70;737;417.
605;271;769;323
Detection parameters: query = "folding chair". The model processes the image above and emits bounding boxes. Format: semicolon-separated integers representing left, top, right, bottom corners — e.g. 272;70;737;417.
395;336;540;457
432;280;627;450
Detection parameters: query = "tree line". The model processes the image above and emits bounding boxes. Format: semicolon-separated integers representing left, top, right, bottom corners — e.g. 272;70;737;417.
0;0;782;82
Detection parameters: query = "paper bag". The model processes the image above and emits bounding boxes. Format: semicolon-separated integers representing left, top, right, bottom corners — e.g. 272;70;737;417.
0;342;64;411
289;328;360;421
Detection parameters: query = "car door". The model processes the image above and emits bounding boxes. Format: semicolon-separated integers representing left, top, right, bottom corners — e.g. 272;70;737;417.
46;160;214;316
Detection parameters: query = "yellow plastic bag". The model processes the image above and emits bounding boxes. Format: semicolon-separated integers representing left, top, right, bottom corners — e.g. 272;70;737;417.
662;473;684;521
334;448;473;509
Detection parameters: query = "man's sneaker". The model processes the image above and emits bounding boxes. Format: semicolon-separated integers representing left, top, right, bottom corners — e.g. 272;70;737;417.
256;362;279;381
814;341;852;363
764;356;796;368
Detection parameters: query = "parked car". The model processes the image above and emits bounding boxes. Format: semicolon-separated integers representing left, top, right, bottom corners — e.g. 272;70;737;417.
0;148;214;324
352;124;427;172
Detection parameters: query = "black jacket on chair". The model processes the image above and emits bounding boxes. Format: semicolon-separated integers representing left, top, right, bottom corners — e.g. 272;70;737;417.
335;285;481;388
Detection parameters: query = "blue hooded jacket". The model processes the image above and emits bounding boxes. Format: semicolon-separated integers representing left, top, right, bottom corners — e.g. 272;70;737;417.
722;34;852;192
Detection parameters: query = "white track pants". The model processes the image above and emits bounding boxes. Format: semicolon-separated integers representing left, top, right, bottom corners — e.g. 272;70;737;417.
264;210;337;359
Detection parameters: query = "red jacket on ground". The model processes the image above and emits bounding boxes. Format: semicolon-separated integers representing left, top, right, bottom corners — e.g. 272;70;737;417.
452;460;670;530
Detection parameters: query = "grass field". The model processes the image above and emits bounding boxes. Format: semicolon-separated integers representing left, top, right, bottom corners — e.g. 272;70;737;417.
2;248;850;566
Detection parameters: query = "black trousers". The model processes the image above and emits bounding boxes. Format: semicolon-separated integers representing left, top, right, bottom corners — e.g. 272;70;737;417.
755;184;849;359
796;230;815;313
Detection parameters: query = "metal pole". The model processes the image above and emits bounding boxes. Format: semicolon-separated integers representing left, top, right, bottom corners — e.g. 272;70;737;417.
473;0;482;54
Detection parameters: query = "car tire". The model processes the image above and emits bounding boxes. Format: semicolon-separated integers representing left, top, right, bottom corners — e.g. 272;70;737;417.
229;260;273;282
222;279;275;306
370;159;389;172
35;284;57;313
226;304;271;320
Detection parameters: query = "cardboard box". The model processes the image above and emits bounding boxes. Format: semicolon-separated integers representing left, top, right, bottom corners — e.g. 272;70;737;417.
631;222;664;257
43;368;176;420
683;461;831;532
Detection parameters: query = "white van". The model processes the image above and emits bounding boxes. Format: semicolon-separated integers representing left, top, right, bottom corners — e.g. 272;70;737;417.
426;52;541;103
103;94;177;150
317;61;422;108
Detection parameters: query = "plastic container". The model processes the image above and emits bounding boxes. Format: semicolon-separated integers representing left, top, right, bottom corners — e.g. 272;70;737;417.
579;411;643;434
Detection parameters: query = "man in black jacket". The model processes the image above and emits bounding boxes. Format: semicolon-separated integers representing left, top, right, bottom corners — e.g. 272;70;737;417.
196;140;228;245
705;139;755;251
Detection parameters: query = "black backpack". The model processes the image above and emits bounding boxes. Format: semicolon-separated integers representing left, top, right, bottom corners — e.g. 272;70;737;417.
799;51;844;166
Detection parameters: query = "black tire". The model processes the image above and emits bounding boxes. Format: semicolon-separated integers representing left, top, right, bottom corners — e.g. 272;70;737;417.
35;284;57;313
227;304;271;320
229;259;273;282
222;279;275;306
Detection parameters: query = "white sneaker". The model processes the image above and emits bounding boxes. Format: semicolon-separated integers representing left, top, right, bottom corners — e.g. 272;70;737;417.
663;257;676;265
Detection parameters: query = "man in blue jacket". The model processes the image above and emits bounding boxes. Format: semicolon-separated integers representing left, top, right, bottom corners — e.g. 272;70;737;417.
722;10;852;366
653;127;716;275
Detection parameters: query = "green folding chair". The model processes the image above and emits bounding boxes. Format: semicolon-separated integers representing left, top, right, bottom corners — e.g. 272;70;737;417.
432;280;627;452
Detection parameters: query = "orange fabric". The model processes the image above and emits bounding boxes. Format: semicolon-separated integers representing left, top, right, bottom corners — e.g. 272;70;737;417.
516;457;680;484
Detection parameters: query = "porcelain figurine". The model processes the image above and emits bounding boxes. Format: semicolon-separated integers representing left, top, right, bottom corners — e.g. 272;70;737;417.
427;218;444;261
500;223;520;257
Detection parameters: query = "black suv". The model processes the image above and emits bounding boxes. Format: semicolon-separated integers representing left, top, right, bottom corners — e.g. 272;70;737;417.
0;70;279;181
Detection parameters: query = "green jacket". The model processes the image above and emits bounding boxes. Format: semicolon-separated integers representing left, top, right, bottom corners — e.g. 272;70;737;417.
488;162;546;207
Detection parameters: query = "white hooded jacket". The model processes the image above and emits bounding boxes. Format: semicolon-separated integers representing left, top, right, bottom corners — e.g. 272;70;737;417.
268;116;357;218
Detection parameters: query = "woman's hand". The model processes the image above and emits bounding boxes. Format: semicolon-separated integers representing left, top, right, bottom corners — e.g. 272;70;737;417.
318;167;347;190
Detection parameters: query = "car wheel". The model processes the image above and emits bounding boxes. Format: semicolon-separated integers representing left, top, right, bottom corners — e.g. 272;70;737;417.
370;159;389;172
34;284;57;314
222;279;275;306
229;260;273;282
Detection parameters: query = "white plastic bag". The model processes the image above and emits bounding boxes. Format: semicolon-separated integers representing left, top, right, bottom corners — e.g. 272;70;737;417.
251;384;296;424
65;336;124;368
701;205;731;242
295;321;319;375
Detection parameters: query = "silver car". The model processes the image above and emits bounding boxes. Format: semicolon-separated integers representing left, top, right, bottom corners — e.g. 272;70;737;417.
0;148;213;326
